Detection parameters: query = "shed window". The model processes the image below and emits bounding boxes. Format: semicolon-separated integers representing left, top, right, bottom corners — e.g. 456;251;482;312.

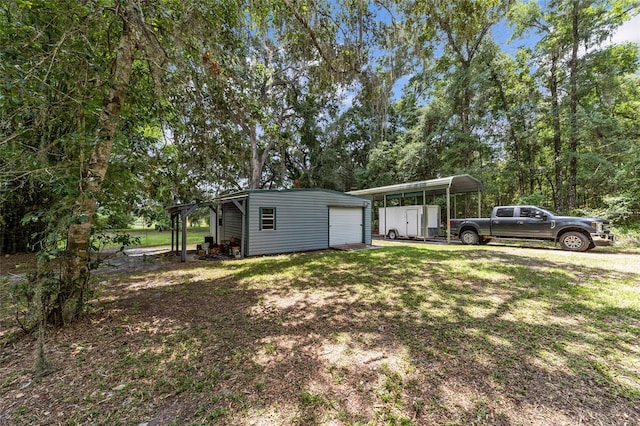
260;207;276;230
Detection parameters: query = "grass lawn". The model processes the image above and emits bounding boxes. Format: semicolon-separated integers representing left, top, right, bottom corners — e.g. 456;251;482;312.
1;242;639;425
104;226;212;248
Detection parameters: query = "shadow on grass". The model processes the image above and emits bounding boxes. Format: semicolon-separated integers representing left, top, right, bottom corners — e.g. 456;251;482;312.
2;245;639;425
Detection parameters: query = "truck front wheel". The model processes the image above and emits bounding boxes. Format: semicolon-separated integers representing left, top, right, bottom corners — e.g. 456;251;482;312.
460;230;480;245
559;231;590;252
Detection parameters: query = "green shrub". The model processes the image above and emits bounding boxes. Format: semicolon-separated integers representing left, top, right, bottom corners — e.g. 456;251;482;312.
577;195;637;225
611;222;640;247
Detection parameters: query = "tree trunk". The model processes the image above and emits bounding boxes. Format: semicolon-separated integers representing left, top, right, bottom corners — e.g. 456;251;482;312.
549;49;564;213
53;2;140;325
567;0;580;212
249;126;262;189
488;64;527;196
248;124;277;190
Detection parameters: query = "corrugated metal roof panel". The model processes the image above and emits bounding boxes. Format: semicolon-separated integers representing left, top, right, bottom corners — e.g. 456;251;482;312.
347;175;481;198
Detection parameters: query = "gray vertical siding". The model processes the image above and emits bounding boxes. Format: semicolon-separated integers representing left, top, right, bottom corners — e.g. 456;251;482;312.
243;190;371;256
363;197;372;244
222;202;243;242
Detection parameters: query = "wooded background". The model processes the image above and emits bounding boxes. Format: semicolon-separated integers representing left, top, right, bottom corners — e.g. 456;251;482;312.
2;0;639;258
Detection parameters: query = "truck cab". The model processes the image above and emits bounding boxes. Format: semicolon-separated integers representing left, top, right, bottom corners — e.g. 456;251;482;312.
491;206;554;239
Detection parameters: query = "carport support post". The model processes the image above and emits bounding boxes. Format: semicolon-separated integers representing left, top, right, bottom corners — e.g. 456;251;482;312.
174;214;180;256
478;190;482;217
209;206;218;246
175;214;179;253
423;189;427;242
171;214;175;253
181;210;187;262
447;189;452;243
383;194;387;239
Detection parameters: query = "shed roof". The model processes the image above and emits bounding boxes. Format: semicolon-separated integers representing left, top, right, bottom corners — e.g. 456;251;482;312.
347;175;481;200
217;187;370;202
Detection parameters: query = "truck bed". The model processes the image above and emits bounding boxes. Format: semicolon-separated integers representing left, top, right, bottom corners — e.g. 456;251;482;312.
449;218;491;237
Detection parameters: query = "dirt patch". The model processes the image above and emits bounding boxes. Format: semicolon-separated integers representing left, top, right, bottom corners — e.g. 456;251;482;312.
0;253;37;281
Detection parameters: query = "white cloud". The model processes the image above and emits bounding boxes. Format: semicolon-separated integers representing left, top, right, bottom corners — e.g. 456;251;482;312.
610;13;640;45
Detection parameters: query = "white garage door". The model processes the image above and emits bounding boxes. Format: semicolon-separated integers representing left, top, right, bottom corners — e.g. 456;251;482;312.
329;207;363;246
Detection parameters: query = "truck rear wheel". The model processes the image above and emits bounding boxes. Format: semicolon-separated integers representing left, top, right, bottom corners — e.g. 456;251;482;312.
460;229;479;245
559;231;590;252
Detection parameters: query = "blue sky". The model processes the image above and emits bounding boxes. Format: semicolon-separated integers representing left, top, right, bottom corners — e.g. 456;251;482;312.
340;6;640;108
393;11;640;100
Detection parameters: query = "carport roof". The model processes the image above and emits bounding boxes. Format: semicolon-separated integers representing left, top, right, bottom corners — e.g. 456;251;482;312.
347;174;481;200
166;201;215;215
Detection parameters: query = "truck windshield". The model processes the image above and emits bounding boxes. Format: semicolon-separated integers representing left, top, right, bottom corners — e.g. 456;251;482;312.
536;207;556;216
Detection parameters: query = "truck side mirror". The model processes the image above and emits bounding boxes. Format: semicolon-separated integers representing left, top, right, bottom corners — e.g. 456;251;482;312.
537;214;548;220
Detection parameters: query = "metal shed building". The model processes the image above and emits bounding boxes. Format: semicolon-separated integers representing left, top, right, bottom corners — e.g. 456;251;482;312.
216;189;372;257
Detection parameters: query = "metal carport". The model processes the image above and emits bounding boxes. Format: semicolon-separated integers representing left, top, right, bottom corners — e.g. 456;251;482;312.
347;174;482;243
166;202;218;262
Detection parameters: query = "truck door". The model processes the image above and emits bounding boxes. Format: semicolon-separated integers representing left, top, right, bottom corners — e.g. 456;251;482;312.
516;207;554;239
491;207;518;237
